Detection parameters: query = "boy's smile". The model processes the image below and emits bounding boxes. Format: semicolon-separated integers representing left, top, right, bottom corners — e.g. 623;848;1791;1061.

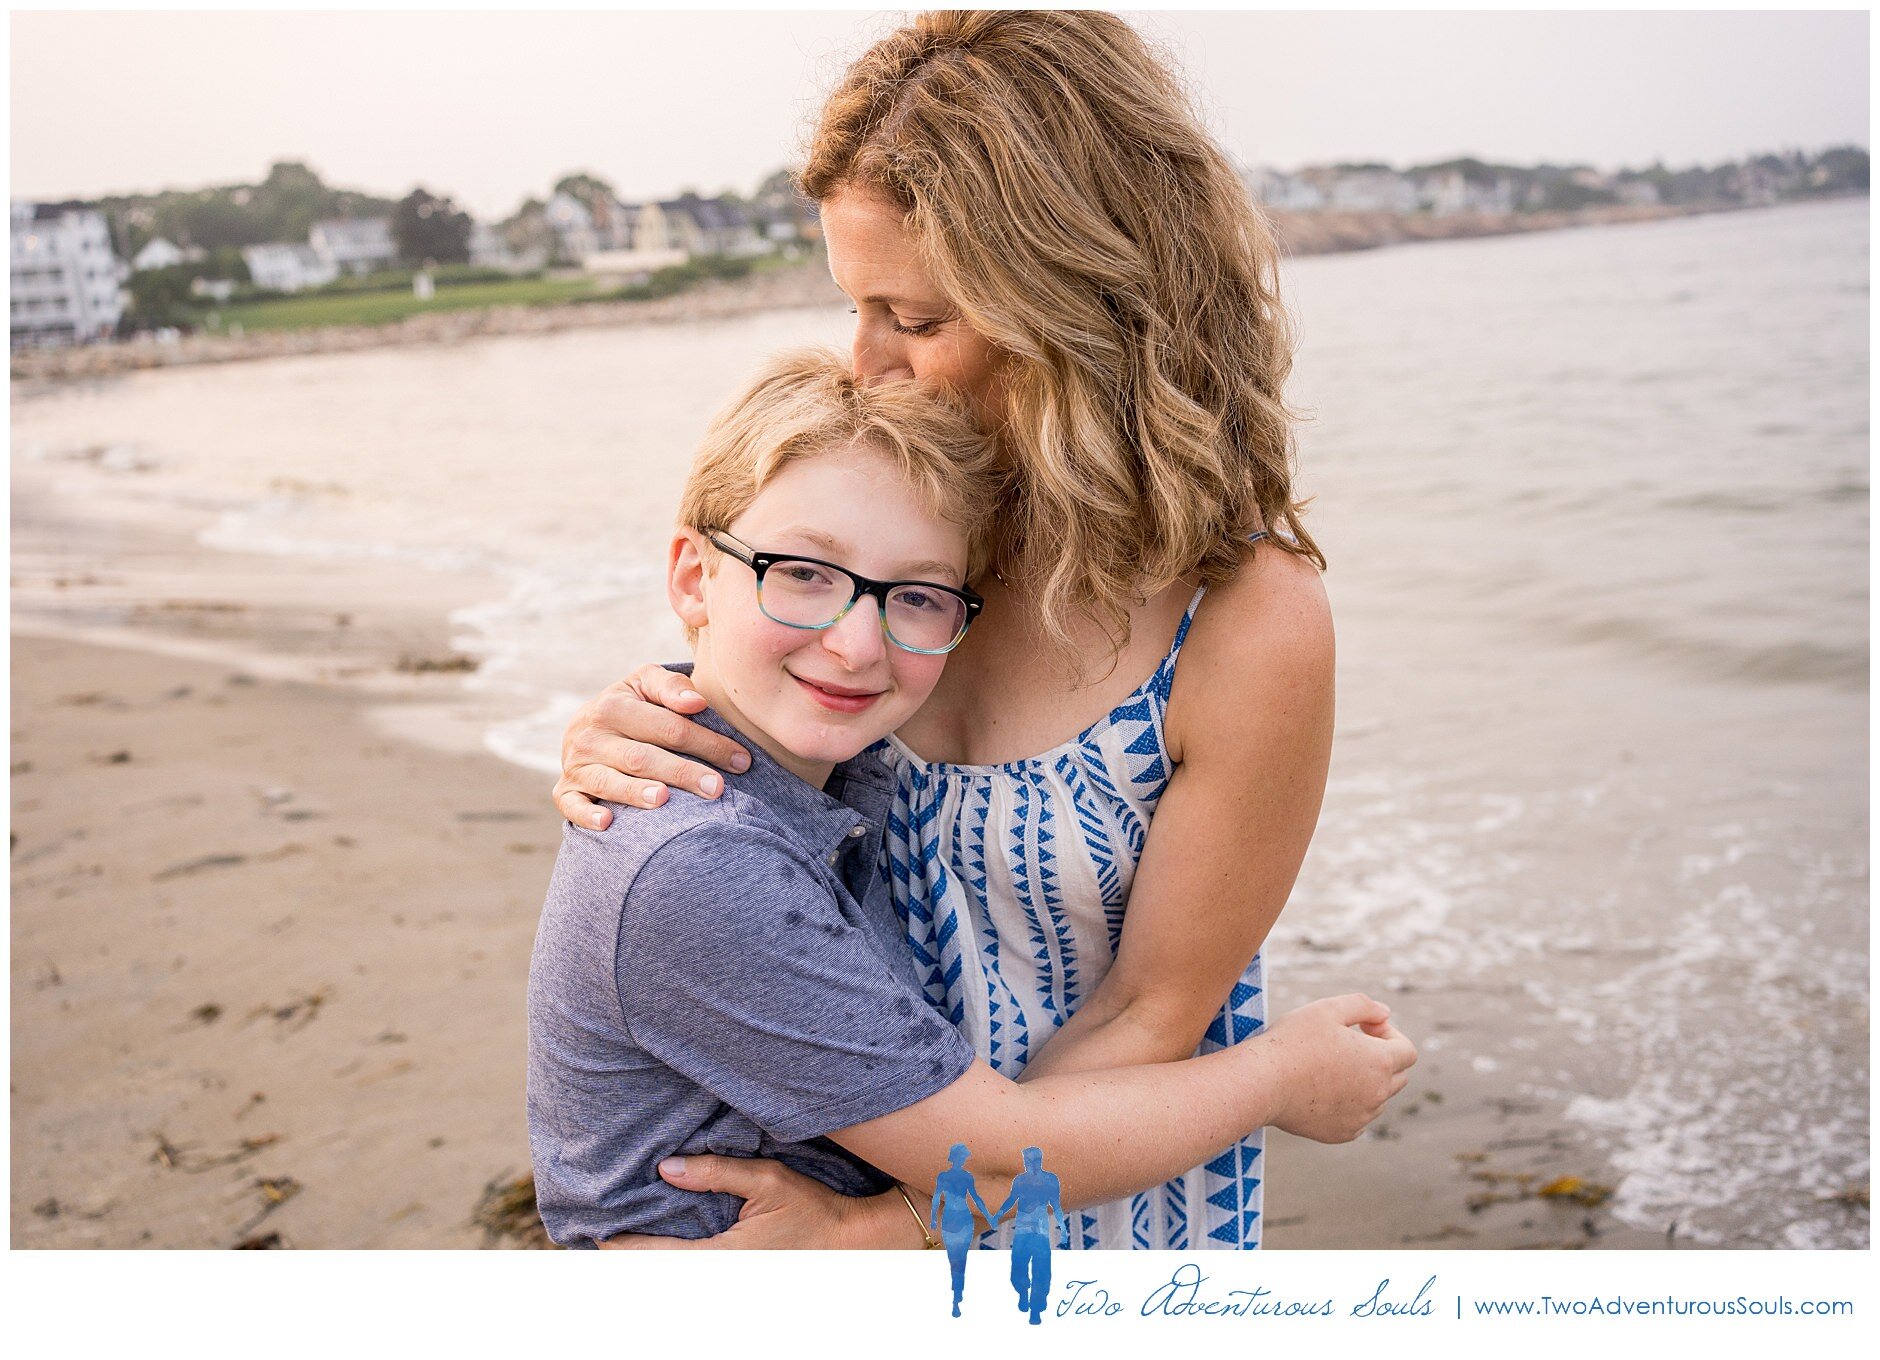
790;673;886;714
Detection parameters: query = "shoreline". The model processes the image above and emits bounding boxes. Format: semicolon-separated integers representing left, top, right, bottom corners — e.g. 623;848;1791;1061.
9;199;1782;385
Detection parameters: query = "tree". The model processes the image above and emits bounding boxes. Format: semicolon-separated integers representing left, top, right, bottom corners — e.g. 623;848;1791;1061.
123;265;199;331
553;172;615;205
392;187;472;265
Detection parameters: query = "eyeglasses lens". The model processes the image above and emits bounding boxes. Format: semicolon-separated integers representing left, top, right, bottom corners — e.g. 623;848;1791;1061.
759;560;966;653
884;584;968;652
758;561;850;625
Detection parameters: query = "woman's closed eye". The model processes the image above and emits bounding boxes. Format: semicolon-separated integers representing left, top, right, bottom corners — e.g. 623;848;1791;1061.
847;303;944;337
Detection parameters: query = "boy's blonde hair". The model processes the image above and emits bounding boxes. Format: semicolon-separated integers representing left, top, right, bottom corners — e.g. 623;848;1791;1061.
677;348;1001;642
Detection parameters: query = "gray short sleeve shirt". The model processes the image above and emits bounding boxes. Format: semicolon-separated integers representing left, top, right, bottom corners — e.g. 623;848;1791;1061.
526;698;973;1248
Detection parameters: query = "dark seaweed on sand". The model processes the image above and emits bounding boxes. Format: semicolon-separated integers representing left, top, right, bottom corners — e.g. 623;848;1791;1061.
473;1172;555;1249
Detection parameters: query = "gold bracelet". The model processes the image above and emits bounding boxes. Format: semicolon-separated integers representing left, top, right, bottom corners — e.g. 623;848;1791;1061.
894;1183;942;1249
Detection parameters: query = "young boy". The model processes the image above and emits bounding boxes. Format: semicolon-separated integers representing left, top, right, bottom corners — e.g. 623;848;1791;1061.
527;349;1415;1249
527;349;998;1246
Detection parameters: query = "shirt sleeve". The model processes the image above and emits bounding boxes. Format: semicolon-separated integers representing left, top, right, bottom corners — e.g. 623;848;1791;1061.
616;821;974;1144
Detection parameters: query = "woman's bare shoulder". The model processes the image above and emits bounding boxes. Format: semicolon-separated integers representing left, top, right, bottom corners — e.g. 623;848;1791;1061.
1188;541;1332;669
1166;542;1334;750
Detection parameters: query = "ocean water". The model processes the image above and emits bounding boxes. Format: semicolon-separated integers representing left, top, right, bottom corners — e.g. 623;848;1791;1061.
12;199;1868;1246
1281;199;1868;1247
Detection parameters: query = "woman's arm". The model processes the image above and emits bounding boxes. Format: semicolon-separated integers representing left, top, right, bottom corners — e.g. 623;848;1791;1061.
830;992;1411;1219
1020;547;1336;1082
603;991;1413;1251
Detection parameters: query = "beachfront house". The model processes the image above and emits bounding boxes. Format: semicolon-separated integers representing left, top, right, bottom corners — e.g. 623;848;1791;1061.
1327;167;1421;214
131;236;201;272
654;193;765;257
468;219;545;273
1244;167;1328;212
1615;178;1662;208
10;200;127;348
582;243;690;283
242;242;339;294
547;188;767;265
579;199;687;280
589;196;640;252
1416;170;1517;217
309;217;398;275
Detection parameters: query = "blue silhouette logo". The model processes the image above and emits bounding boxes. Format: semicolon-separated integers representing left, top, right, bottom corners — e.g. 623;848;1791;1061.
935;1145;1066;1323
930;1143;991;1317
994;1147;1066;1325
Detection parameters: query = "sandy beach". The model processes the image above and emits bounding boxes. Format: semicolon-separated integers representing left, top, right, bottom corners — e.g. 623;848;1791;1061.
10;441;1678;1250
10;482;566;1248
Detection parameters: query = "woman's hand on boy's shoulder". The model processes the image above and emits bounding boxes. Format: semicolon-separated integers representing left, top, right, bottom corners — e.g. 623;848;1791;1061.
555;665;752;829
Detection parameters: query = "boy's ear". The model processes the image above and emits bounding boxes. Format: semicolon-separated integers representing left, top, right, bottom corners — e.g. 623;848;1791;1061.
668;529;711;631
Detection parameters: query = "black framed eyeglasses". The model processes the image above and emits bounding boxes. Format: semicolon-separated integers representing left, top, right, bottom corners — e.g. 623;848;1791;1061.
705;531;983;655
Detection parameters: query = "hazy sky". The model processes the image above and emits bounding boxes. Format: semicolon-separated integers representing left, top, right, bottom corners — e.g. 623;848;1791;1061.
10;7;1870;219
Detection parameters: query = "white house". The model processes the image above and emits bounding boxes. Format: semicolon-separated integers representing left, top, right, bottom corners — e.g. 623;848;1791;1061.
1615;179;1662;208
1244;168;1327;212
132;236;193;272
1416;171;1516;217
468;220;548;274
242;242;339;293
583;246;690;281
309;217;398;275
1327;169;1420;213
11;200;126;348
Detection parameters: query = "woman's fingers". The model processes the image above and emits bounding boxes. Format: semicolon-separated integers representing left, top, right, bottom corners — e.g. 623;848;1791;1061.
629;663;709;712
656;1154;791;1203
584;694;752;786
1313;992;1391;1029
553;667;753;822
554;783;610;830
618;666;752;776
1377;1025;1418;1072
561;720;749;807
554;770;665;831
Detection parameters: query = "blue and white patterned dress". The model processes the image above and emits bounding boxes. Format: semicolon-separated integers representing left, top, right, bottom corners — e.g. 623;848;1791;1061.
883;580;1267;1250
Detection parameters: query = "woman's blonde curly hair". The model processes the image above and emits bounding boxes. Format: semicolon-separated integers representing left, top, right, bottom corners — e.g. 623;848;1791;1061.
801;9;1321;674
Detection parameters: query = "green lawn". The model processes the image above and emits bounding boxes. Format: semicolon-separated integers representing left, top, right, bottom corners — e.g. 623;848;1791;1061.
203;276;604;332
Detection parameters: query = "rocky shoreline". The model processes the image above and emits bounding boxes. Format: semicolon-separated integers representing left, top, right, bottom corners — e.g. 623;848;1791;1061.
1271;200;1706;256
11;202;1713;383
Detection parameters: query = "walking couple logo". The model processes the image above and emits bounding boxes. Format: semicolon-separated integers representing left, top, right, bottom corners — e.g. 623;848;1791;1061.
930;1144;1064;1324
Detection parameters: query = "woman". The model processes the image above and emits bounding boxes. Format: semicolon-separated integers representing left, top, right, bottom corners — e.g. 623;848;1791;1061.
557;10;1355;1250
